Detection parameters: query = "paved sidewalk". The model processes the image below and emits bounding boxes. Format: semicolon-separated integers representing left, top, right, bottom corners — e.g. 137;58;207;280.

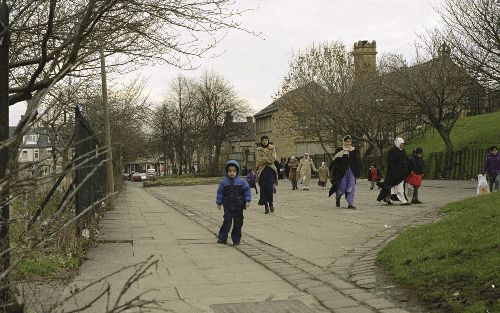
60;184;328;313
146;178;476;312
60;179;476;313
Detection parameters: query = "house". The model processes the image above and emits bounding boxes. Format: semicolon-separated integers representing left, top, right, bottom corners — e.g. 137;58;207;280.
9;125;57;176
254;82;337;161
222;116;257;171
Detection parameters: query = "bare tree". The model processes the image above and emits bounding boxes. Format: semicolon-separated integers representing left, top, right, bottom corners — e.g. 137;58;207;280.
277;41;395;161
379;45;483;165
436;0;500;85
8;0;248;107
195;71;248;175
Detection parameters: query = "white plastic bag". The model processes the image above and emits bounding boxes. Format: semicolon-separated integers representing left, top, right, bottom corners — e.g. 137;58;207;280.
477;174;490;195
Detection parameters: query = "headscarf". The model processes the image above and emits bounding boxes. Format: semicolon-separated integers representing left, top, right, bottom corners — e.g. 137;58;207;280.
321;162;326;167
394;137;405;149
291;156;296;160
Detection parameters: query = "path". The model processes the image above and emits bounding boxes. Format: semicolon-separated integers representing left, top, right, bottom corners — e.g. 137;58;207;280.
61;179;476;313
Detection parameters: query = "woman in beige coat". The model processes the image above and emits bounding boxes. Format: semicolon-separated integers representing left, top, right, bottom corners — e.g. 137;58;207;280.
318;162;330;189
256;136;278;214
297;153;317;191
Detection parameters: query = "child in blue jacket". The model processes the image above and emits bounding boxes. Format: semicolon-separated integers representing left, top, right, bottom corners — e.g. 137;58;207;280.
216;160;251;246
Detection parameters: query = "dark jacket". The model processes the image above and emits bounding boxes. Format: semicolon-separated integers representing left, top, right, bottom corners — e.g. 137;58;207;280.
483;152;500;177
384;146;410;186
330;147;360;181
367;168;382;182
216;160;251;211
411;155;425;175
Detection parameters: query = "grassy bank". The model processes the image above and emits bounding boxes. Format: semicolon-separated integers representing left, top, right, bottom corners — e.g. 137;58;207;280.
406;110;500;154
144;174;222;187
378;192;500;313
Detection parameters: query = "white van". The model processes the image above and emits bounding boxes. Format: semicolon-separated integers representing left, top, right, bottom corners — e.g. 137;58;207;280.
147;169;156;177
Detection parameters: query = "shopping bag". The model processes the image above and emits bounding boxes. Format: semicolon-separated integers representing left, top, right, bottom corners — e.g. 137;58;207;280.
477;174;490;195
405;172;423;187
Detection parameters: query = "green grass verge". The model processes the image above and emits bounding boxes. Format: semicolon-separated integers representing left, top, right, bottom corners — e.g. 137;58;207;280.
14;252;79;280
144;175;223;187
378;192;500;313
406;111;500;154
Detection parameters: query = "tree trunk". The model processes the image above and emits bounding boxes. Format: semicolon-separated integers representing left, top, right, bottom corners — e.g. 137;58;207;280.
436;126;454;177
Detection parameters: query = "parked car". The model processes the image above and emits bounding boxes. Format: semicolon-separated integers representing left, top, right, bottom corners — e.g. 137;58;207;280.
131;172;147;182
147;169;156;177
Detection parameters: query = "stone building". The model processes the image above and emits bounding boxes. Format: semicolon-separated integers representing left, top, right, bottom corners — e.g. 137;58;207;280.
353;40;377;79
222;116;257;171
254;82;336;161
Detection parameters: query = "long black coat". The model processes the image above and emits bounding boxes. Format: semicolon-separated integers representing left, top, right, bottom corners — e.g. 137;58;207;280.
330;148;360;181
385;146;410;186
328;148;360;196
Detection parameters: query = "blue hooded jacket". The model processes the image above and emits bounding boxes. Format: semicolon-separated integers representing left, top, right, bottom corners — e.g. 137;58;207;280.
216;160;251;211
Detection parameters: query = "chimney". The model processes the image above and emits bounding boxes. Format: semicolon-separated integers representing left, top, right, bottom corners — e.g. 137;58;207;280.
224;111;233;124
353;40;377;79
437;42;451;58
246;116;253;124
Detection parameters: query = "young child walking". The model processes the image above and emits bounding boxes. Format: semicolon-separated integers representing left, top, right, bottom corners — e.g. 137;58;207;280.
216;160;251;246
246;169;258;194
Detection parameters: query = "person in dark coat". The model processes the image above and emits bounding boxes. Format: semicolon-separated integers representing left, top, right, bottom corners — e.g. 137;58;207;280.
256;136;278;214
409;147;425;203
329;135;360;209
216;160;251;245
367;164;381;190
483;145;500;192
246;169;258;194
377;137;411;205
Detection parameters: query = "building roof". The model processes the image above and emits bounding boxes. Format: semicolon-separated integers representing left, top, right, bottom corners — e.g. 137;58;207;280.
255;82;326;118
9;126;52;149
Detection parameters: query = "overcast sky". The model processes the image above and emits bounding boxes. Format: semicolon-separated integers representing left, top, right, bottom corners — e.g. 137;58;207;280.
9;0;444;125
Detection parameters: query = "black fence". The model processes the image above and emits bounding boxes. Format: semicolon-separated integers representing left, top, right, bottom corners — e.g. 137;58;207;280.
280;148;488;181
74;106;106;234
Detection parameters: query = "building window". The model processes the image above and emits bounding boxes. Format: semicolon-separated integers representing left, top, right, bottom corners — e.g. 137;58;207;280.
256;116;272;133
30;135;37;142
34;150;39;161
21;150;28;161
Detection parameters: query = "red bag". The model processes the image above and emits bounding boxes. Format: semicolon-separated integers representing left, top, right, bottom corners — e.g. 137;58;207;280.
405;172;423;187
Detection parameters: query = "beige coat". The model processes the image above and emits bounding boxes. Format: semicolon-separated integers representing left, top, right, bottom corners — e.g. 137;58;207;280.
256;144;278;185
318;164;330;182
297;158;317;187
288;158;299;181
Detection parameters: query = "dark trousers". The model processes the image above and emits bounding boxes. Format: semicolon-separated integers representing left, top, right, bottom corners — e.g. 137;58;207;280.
412;186;419;201
259;166;275;205
218;210;244;243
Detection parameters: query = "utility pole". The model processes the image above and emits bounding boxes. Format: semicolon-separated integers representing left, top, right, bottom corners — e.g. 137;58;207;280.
99;47;114;209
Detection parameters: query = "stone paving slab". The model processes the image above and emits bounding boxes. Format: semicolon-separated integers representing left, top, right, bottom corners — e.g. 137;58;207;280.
57;185;328;313
146;179;476;313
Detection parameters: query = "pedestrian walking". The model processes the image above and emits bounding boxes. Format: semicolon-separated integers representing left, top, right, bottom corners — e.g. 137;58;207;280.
377;137;411;205
288;156;299;190
297;153;317;190
367;164;381;190
216;160;251;246
246;169;258;194
407;148;425;203
482;145;500;192
256;136;278;214
241;166;248;176
318;162;330;189
284;158;290;180
329;135;360;209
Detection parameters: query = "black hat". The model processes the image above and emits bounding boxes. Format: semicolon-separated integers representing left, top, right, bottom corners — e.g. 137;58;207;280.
414;147;423;154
